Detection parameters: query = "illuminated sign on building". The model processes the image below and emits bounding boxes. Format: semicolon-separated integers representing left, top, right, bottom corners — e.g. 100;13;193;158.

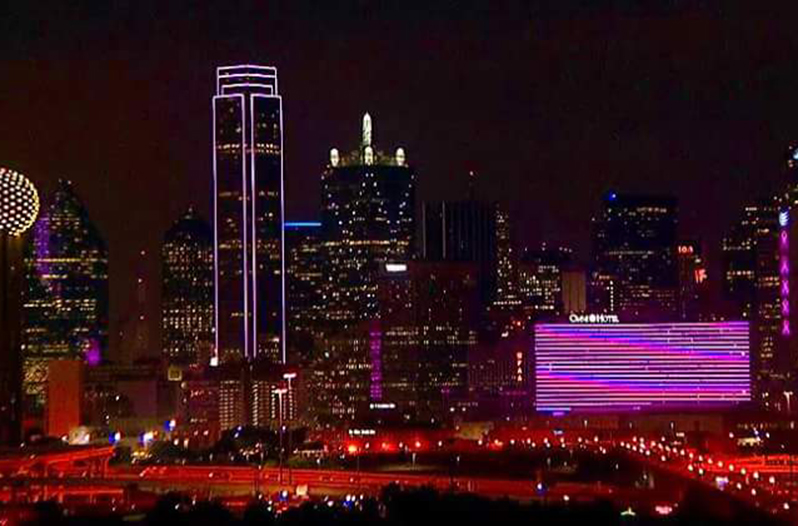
369;402;396;410
369;321;383;401
384;263;408;273
568;313;620;324
534;322;751;412
677;245;694;255
348;428;376;436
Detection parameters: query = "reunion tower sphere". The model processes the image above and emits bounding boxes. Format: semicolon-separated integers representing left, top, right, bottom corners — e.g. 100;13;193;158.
0;167;39;236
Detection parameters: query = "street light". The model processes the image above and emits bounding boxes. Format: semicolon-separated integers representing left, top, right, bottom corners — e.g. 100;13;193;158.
282;372;297;485
274;387;288;485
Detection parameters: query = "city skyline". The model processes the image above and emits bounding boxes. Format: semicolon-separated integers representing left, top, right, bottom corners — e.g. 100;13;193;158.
5;4;798;362
5;6;798;523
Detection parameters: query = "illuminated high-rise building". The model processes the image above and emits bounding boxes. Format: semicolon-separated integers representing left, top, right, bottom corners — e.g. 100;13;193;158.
492;207;521;309
22;179;107;410
321;113;415;325
783;142;798;208
376;261;479;420
162;208;214;365
590;193;678;320
284;221;324;361
518;243;573;320
213;65;285;364
308;328;372;424
722;200;781;401
312;114;414;424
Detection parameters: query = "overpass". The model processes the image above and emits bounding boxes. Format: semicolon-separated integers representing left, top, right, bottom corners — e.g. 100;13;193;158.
0;445;115;478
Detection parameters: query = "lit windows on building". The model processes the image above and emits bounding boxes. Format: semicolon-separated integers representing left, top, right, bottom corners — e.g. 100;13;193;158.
22;179;108;410
590;193;678;320
722;200;781;400
518;243;574;320
375;262;479;420
213;65;285;365
284;222;324;360
162;208;213;365
320;113;415;325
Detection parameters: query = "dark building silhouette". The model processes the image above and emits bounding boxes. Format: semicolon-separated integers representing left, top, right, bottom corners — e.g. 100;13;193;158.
675;239;708;321
284;221;323;362
116;248;149;364
22;179;107;411
162;208;214;365
1;167;40;445
213;65;285;365
590;193;678;320
421;196;498;305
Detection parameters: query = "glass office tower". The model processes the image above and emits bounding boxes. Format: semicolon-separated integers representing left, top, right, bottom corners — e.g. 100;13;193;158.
213;65;285;364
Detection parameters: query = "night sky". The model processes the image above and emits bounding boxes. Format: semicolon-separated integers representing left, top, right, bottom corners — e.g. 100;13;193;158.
2;2;798;359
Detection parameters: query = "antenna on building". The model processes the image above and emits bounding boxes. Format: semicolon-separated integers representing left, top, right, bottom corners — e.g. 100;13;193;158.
362;113;372;148
468;170;477;200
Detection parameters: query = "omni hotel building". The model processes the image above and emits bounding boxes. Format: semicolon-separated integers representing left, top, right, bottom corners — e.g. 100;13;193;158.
213;65;285;365
533;318;752;413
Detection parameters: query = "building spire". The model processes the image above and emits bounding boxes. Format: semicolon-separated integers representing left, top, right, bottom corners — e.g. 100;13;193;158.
468;170;477;200
362;112;372;147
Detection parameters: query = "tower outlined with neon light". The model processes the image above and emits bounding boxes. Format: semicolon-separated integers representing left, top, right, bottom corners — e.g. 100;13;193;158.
213;65;285;365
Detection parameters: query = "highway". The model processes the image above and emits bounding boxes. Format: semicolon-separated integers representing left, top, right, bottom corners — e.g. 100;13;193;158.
0;432;793;521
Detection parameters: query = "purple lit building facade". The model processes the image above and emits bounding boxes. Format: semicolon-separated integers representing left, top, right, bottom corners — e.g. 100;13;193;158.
22;179;108;411
213;65;285;365
534;322;751;412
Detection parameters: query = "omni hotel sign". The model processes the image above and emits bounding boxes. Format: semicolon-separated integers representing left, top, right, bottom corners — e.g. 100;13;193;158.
569;313;620;324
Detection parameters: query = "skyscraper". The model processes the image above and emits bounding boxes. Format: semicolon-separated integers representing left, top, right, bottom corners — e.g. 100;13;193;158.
590;193;678;320
284;221;324;361
518;243;574;320
492;207;521;308
321;113;415;325
723;200;782;402
117;248;149;363
675;240;708;321
22;179;107;410
1;167;39;446
162;208;214;365
213;65;285;364
376;261;479;420
310;114;414;424
421;197;498;305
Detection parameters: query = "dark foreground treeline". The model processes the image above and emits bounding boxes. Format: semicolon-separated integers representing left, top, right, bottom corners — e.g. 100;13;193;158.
22;485;789;526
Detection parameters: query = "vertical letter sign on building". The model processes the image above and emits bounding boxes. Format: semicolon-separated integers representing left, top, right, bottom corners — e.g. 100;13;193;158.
780;209;790;337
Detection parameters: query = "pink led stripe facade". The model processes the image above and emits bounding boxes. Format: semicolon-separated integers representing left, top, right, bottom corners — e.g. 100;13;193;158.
534;322;751;412
780;209;790;337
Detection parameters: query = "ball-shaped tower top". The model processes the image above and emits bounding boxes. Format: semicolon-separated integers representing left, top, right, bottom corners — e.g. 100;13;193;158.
0;167;39;236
